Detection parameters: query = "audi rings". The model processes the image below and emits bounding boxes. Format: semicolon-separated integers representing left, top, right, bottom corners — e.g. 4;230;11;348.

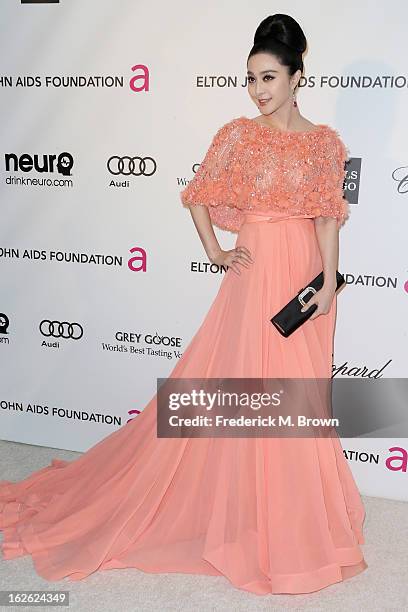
107;156;157;176
39;320;84;340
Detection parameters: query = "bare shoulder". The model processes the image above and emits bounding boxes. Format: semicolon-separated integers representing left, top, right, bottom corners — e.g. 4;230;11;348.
253;114;319;132
291;116;320;131
300;118;319;131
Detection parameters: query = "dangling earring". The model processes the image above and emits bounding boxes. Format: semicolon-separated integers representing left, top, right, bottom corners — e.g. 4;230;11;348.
292;89;297;107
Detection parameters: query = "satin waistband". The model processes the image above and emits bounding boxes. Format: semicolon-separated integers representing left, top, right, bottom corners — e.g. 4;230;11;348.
242;211;314;224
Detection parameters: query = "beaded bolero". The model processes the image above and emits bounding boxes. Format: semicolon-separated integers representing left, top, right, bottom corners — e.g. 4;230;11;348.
180;116;350;232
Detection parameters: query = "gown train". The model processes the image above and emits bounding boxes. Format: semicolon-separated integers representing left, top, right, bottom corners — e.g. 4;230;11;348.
0;213;367;595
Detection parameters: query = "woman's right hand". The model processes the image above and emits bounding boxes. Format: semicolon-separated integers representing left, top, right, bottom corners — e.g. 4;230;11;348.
209;246;253;275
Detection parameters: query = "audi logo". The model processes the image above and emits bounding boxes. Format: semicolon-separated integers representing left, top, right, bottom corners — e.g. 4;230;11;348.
107;156;157;176
39;320;84;340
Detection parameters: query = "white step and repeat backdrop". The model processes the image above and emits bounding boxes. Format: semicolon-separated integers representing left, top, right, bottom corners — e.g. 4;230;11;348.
1;1;407;502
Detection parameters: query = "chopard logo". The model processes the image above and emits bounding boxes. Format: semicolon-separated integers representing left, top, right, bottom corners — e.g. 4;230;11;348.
39;320;84;339
107;156;157;176
391;166;408;194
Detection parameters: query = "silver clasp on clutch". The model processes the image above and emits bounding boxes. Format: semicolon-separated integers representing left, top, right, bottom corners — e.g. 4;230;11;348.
298;286;317;307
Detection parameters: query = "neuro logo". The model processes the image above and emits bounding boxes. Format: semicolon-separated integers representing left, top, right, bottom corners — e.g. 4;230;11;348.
5;152;74;176
57;153;73;176
0;313;10;334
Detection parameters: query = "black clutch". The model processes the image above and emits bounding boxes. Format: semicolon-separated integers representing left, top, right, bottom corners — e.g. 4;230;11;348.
270;270;346;337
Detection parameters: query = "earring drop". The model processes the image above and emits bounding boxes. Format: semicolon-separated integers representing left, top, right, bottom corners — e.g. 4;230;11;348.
292;90;297;107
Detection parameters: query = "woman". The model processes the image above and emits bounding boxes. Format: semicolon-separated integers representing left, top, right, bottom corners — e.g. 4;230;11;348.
0;14;367;595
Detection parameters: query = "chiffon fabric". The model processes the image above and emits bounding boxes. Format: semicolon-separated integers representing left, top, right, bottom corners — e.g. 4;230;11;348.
1;117;367;594
0;208;367;595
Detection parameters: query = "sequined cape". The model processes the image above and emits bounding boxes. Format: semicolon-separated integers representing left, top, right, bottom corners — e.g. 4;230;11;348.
180;116;351;233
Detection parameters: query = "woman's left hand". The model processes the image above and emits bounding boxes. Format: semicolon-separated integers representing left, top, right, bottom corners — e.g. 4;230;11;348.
300;282;336;321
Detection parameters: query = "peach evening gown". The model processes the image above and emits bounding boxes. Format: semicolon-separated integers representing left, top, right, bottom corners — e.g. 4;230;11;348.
0;116;367;595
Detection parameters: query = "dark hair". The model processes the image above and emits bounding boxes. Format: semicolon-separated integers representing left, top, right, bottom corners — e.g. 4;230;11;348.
247;14;307;84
